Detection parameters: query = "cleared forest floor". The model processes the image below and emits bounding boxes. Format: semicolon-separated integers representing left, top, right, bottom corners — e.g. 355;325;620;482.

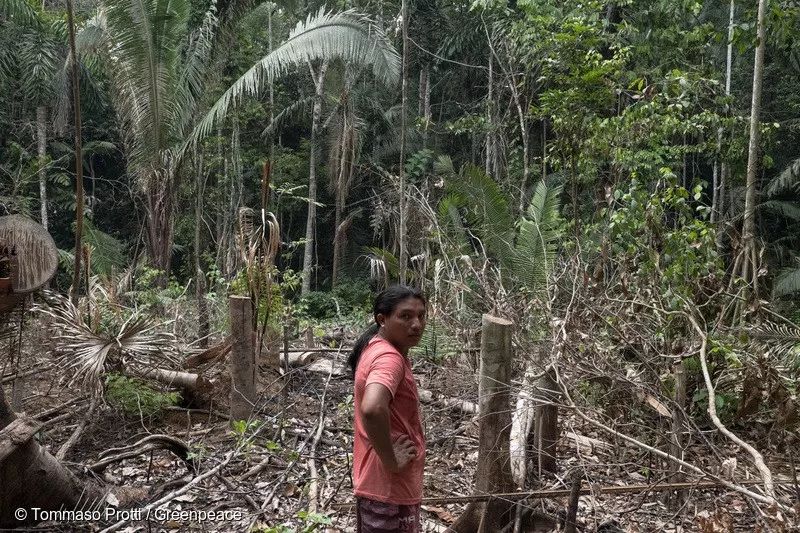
6;323;795;532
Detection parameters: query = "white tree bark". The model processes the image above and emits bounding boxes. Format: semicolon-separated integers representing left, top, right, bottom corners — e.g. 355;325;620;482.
36;106;48;230
301;61;328;295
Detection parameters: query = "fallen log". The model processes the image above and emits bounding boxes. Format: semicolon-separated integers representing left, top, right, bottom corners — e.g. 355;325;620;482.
183;338;232;369
0;387;107;528
418;388;478;415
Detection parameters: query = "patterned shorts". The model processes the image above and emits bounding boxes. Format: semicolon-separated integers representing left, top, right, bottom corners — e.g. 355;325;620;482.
356;497;421;533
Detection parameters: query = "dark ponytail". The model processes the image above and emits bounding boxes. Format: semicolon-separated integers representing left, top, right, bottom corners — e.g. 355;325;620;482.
347;284;426;375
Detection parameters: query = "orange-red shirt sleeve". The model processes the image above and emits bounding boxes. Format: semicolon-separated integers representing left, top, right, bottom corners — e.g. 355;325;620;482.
364;351;405;398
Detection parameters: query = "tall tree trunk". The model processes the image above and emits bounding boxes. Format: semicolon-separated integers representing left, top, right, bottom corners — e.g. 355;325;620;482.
36;106;48;230
398;0;409;284
418;64;430;147
331;118;348;288
228;117;243;276
66;0;83;304
194;151;209;348
737;0;768;307
301;61;328;295
485;53;493;176
716;0;735;253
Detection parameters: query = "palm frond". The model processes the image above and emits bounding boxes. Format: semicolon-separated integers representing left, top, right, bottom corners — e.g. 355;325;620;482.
105;0;189;170
362;246;398;285
35;292;178;389
758;200;800;220
83;220;127;276
453;164;515;259
764;158;800;197
737;321;800;370
0;0;40;26
262;95;315;137
173;0;219;137
186;8;400;149
773;266;800;298
511;180;564;293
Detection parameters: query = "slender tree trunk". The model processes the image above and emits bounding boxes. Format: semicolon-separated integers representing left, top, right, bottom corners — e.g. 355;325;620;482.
738;0;768;305
664;360;687;509
331;118;347;288
485;53;493;176
267;3;275;203
419;64;430;147
66;0;83;304
301;61;328;295
398;0;409;284
36;106;48;230
195;152;209;348
228;117;243;276
716;0;736;253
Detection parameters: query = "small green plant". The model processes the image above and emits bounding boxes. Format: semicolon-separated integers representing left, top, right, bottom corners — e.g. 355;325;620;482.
186;443;209;461
295;511;332;532
254;511;331;533
105;373;180;417
230;419;263;450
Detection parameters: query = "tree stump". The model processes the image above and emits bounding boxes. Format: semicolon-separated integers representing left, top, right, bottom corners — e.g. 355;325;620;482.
229;295;257;422
451;314;515;532
534;367;559;476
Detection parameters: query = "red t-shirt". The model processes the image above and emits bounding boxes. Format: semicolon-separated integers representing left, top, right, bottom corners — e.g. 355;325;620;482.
353;336;425;505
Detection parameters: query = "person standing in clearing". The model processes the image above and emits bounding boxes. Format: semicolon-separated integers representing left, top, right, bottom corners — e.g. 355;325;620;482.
348;285;427;533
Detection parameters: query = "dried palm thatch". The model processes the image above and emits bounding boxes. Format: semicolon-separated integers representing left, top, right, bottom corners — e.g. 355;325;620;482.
0;215;58;293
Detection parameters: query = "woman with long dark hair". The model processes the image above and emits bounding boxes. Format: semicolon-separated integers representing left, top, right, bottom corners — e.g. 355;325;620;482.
349;285;427;533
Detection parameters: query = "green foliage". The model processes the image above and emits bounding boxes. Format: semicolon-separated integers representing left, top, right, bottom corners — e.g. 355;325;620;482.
297;290;338;320
513;180;564;293
105;373;180;417
606;169;722;307
256;511;331;533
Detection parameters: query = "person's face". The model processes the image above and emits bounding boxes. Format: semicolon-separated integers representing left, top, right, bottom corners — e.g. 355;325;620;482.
377;297;427;354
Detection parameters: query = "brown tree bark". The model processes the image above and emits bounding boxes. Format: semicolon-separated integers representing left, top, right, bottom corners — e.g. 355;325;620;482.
0;386;105;528
534;368;559;476
229;295;256;422
398;0;409;284
451;315;515;532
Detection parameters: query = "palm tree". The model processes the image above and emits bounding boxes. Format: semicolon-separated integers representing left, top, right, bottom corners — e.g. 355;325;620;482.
80;1;399;282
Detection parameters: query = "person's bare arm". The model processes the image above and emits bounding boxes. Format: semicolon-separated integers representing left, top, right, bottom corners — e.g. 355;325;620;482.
360;383;416;473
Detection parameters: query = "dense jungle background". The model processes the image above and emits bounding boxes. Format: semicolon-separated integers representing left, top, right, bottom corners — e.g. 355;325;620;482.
2;0;800;530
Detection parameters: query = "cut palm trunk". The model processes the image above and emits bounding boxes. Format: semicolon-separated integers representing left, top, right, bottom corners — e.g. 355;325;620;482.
229;295;257;422
451;314;515;533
